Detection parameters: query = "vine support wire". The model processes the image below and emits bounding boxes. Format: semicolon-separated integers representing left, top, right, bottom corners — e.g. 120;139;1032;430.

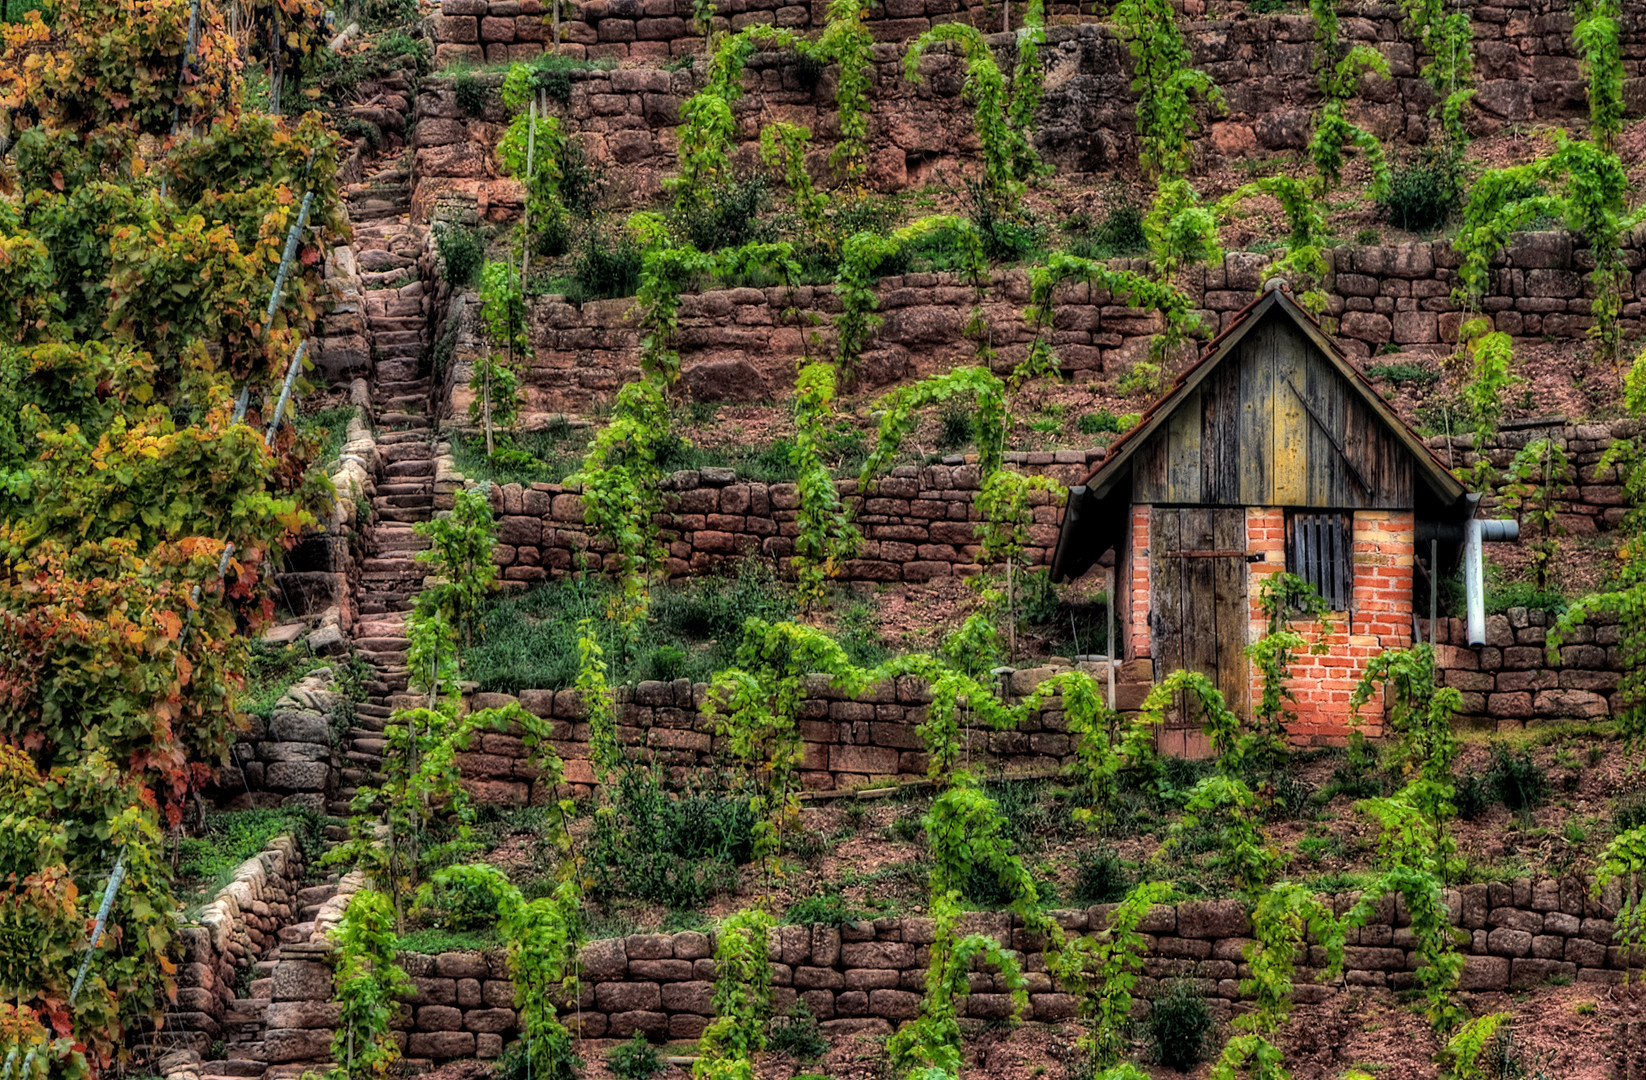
159;0;204;199
68;848;129;1006
261;188;317;342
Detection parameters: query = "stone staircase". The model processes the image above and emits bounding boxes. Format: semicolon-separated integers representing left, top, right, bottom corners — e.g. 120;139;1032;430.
331;148;446;812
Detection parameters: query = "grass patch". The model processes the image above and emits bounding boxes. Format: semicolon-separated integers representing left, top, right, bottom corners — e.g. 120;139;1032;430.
298;406;359;472
466;562;815;692
177;808;325;904
396;927;501;954
239;641;330;719
1362;361;1438;387
451;424;590;487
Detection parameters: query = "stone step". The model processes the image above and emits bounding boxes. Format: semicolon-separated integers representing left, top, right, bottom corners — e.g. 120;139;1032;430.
376;430;433;446
377;494;434;509
367;316;425;333
356;649;409;665
376;482;434;496
378;439;434;456
201;1060;267;1078
385;460;436;477
371;511;432;525
376;412;428;428
353;636;411;651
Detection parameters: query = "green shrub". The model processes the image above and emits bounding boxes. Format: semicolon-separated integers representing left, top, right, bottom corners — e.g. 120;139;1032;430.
567;226;643;300
1363;361;1439;386
3;0;47;22
966;178;1043;262
1483;581;1566;615
785;892;861;927
467;563;798;692
646;644;688;682
1248;0;1289;11
1077;410;1125;435
436;223;485;287
606;1033;662;1080
1614;789;1646;832
938;402;975;449
1066;200;1148;260
1486;743;1549;814
1148;981;1213;1071
674;175;773;253
590;766;757;909
768;1002;828;1061
1453;770;1494;820
1379;152;1462;232
454;73;487;116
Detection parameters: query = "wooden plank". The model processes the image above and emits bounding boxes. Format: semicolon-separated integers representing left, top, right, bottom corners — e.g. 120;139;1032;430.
1273;319;1309;505
1181;508;1220;705
1132;432;1167;504
1149;507;1185;679
1166;387;1202;502
1199;361;1238;503
1236;324;1274;505
1212;508;1248;715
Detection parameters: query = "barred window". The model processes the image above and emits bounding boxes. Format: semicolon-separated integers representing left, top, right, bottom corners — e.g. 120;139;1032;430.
1285;511;1352;611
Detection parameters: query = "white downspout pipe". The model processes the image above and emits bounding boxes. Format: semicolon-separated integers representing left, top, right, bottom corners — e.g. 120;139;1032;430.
1464;516;1520;645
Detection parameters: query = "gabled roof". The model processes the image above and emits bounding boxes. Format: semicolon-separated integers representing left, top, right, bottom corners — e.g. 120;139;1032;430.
1048;283;1468;582
1080;283;1467;504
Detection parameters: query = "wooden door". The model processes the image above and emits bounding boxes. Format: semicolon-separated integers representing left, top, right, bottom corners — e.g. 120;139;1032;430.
1149;507;1249;747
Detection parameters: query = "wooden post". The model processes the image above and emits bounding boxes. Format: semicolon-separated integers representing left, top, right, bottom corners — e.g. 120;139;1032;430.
1107;566;1115;710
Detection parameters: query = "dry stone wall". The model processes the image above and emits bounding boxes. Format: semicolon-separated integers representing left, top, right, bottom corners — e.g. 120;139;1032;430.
212;671;356;813
424;2;1646;194
473;459;1082;589
170;836;308;1057
448;658;1130;803
1426;608;1623;728
1426;417;1638;537
259;877;1628;1063
418;234;1646;415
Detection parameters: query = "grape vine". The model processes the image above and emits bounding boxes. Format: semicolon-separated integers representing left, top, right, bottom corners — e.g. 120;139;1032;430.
1110;0;1225;179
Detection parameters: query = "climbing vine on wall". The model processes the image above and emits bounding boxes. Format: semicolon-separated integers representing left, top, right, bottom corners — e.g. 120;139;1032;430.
1306;0;1391;196
902;19;1044;205
1452;137;1642;365
1397;0;1476;148
1025;251;1207;371
1051;880;1172;1069
1110;0;1224;179
789;362;859;602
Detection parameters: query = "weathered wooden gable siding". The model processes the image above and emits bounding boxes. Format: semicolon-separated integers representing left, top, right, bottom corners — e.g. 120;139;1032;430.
1132;312;1414;509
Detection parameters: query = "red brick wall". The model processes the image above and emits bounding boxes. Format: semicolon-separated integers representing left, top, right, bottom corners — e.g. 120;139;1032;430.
1125;506;1151;662
1240;508;1416;744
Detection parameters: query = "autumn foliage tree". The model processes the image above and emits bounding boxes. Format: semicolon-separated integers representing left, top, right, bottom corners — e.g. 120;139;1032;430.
0;0;337;1069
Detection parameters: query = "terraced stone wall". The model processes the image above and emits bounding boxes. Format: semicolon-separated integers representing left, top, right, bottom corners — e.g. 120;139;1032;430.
476;459;1082;589
417;235;1646;417
290;877;1626;1063
451;657;1130;803
416;3;1646;210
169;836;308;1057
